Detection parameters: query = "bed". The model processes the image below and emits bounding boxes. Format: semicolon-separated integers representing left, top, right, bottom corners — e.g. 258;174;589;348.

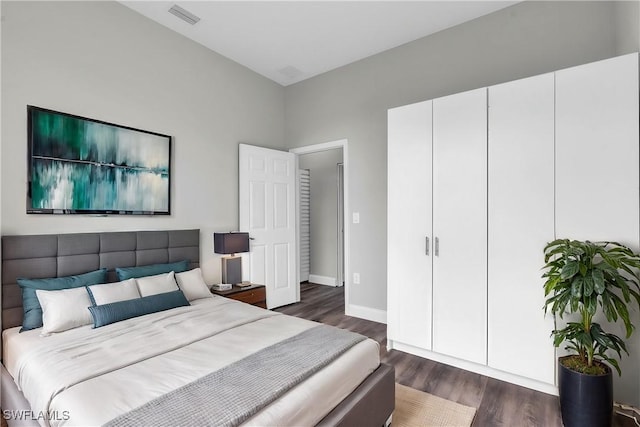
1;230;394;427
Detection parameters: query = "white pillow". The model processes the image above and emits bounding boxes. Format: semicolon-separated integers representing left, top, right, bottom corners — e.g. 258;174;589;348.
136;271;179;297
87;279;140;305
175;268;212;301
36;287;93;335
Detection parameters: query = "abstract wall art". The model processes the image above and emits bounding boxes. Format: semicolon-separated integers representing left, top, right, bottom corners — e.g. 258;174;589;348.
27;106;171;215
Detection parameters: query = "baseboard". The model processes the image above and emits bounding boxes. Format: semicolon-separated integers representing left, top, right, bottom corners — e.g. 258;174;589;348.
387;340;558;396
309;274;337;287
346;303;387;324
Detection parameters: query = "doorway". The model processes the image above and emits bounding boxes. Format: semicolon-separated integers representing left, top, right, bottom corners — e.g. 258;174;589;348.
290;140;350;309
337;162;345;287
297;149;344;287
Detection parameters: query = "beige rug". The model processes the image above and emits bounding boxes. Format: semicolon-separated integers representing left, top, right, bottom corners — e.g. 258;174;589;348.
394;383;476;427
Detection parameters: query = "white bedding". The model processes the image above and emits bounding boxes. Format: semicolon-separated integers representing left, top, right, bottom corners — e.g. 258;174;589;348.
2;297;379;427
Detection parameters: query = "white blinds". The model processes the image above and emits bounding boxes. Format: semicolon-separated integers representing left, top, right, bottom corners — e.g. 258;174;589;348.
299;169;311;282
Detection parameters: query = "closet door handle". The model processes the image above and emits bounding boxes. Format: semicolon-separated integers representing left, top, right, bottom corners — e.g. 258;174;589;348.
435;237;439;256
425;237;430;256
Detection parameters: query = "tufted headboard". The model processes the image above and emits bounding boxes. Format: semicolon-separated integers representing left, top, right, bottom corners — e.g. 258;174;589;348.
1;229;200;333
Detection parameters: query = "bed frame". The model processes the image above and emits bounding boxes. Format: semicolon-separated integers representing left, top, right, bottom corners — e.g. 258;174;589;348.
1;230;394;426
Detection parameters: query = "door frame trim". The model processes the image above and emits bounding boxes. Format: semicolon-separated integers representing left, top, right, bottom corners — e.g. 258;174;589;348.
290;139;350;312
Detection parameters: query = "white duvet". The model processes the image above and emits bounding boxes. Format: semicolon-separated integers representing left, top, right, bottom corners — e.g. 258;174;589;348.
4;297;380;427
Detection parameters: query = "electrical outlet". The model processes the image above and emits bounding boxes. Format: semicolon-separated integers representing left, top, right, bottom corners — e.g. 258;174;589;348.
352;212;360;224
353;273;360;284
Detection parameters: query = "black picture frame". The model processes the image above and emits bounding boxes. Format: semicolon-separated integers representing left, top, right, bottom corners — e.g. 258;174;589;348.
27;106;171;215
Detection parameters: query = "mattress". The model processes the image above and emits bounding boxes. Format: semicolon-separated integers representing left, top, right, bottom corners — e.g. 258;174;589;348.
2;297;380;427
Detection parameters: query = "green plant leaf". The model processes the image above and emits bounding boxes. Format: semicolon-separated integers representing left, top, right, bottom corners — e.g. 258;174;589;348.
579;262;588;276
610;293;633;337
606;358;622;376
592;325;611;349
585;295;597;316
613;275;632;302
561;261;580;280
543;239;565;252
553;331;566;348
544;277;559;297
548;288;571;316
583;275;595;297
544;245;567;262
602;292;618;322
601;252;621;269
592;269;605;294
571;276;583;299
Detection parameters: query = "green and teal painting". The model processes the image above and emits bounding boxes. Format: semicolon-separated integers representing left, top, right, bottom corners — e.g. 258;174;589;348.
28;107;170;214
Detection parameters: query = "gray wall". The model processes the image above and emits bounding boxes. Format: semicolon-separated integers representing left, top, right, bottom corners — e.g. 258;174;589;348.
614;1;640;55
0;1;285;284
284;0;637;311
299;149;343;283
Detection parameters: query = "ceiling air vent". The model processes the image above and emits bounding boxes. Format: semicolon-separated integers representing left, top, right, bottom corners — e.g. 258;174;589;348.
278;66;304;81
168;4;201;25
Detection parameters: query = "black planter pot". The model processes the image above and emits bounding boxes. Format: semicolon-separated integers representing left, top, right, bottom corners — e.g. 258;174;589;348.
558;356;613;427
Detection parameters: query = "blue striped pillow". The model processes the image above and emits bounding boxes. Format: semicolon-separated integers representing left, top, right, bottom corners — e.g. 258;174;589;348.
88;290;190;328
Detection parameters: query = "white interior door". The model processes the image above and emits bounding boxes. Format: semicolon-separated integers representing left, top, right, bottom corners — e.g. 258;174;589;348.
239;143;298;309
432;88;487;365
487;73;555;384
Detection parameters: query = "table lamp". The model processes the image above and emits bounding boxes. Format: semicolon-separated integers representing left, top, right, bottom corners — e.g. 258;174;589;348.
214;232;250;285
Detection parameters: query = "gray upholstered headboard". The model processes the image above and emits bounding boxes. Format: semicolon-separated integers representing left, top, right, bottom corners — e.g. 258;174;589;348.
1;229;200;332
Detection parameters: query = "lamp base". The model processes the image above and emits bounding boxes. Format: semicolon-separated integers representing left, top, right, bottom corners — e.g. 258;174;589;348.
221;256;242;285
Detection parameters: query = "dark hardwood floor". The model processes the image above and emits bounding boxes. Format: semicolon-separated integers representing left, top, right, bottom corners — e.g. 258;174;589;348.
275;283;566;427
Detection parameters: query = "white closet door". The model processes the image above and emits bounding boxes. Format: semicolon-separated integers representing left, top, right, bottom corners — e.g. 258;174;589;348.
432;88;487;364
387;100;433;349
556;53;639;404
487;73;555;384
556;53;639;247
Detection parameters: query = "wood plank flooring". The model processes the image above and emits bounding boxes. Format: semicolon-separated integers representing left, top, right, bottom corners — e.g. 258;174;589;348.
275;283;631;427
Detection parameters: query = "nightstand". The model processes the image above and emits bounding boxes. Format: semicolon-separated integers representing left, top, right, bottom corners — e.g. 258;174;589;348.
211;284;267;308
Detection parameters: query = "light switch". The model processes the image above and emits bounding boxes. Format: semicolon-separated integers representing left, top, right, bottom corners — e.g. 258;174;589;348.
352;212;360;224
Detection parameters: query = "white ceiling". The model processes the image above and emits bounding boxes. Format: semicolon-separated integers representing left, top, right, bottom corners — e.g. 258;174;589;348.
121;1;518;86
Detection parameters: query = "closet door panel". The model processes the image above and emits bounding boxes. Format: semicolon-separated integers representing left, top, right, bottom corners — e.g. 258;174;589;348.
387;100;433;349
432;88;487;364
556;53;639;246
487;73;555;384
556;53;639;404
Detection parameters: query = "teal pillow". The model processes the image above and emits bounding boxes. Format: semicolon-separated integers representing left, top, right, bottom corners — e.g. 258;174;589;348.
115;260;189;280
17;268;107;332
88;290;190;328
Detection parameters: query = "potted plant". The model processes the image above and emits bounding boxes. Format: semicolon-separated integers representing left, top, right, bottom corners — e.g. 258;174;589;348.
542;239;640;427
